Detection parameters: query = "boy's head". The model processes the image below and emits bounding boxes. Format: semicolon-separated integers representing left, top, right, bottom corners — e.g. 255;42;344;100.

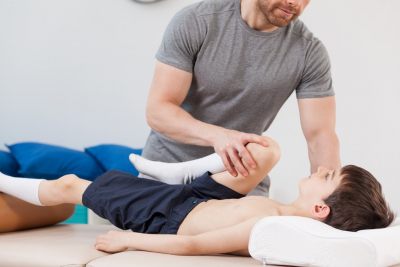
298;165;395;231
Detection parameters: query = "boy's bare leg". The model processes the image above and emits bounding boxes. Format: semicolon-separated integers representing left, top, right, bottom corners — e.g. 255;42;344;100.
130;138;270;185
38;174;92;206
210;137;281;195
0;193;75;233
0;172;91;207
131;136;280;195
0;174;91;232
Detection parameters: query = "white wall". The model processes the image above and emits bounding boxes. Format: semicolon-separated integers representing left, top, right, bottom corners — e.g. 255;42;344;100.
1;0;399;214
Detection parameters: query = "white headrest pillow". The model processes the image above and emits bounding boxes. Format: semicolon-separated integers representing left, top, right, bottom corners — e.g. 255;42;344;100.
249;216;400;267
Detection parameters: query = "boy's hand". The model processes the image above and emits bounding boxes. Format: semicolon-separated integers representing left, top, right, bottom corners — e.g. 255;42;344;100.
94;230;129;253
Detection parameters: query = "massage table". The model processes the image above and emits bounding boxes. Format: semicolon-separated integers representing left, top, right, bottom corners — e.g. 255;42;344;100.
0;224;265;267
1;220;400;267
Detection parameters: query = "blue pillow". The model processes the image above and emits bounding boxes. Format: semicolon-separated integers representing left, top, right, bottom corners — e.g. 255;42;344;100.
6;142;104;181
85;144;142;176
0;150;21;177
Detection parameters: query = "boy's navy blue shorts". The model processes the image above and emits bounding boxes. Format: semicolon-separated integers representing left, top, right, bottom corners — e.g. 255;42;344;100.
82;170;245;234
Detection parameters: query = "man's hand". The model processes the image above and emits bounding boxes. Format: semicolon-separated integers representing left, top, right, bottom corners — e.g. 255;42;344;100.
94;230;129;253
213;129;268;177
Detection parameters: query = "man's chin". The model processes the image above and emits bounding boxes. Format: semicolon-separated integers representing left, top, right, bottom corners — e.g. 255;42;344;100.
271;10;297;27
272;17;292;27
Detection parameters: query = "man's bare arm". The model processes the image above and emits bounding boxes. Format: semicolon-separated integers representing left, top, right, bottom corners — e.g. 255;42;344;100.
146;61;268;177
94;215;265;255
298;96;341;173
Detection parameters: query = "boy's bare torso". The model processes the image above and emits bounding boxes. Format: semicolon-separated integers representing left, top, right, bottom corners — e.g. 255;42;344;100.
178;196;283;255
177;196;281;254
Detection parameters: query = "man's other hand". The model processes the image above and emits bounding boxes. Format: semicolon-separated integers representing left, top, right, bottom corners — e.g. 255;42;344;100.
213;130;268;177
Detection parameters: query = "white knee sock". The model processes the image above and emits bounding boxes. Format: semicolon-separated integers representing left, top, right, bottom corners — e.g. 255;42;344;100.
129;153;226;184
0;172;45;206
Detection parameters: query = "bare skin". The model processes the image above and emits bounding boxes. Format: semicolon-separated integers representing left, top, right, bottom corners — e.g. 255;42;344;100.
241;0;310;32
145;0;341;178
93;165;341;256
28;136;342;256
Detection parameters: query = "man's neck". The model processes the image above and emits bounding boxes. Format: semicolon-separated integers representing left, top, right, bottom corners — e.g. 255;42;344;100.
240;0;279;32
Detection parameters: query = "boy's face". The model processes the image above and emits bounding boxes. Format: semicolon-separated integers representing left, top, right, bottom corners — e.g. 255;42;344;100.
298;166;343;204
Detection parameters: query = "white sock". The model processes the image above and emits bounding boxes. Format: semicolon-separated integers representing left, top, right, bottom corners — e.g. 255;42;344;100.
130;153;226;184
0;172;45;206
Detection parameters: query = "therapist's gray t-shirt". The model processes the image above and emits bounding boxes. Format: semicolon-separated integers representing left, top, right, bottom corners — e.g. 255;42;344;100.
141;0;334;194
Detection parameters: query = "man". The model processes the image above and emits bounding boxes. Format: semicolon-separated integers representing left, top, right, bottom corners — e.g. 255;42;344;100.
0;137;393;255
141;0;340;195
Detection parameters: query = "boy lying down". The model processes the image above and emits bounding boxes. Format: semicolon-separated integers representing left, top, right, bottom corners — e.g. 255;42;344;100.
0;137;395;256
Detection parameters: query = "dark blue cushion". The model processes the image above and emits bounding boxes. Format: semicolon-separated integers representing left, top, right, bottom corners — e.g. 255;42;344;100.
85;144;142;176
6;142;104;181
0;150;21;177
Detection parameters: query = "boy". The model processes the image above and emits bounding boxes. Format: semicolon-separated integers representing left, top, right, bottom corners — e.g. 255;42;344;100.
0;137;394;256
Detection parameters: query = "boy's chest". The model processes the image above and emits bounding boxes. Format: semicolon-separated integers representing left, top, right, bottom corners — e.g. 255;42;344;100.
178;198;279;235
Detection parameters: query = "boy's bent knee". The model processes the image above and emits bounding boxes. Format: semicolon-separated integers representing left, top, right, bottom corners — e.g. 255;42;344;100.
264;137;281;162
246;137;281;165
56;174;90;205
58;174;80;191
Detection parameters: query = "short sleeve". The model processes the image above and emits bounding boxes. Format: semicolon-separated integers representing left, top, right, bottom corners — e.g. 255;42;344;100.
156;5;205;74
296;38;335;99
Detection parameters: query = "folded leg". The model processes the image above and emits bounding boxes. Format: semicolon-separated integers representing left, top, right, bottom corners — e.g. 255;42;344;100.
131;136;280;195
210;137;280;195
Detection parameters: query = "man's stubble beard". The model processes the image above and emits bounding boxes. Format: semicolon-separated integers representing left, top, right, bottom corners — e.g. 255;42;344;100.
256;0;299;28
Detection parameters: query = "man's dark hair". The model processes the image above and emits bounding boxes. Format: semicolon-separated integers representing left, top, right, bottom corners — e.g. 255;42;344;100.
323;165;395;232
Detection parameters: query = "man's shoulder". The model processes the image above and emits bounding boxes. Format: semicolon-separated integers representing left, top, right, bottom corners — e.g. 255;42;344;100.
286;19;327;54
180;0;236;18
289;19;318;43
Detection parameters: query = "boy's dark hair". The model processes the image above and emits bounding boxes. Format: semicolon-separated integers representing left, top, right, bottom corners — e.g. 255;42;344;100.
323;165;395;232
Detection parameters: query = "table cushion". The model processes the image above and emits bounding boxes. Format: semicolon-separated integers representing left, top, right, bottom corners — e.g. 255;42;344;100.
87;250;266;267
0;224;119;267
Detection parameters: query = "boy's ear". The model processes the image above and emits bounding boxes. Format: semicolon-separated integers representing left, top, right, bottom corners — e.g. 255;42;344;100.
310;204;331;221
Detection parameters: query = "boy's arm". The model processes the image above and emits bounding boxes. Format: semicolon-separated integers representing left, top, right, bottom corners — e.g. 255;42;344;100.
94;215;265;255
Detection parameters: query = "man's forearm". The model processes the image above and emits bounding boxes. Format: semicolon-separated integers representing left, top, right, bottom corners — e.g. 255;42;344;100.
147;100;223;147
146;98;269;177
124;232;193;255
307;131;341;173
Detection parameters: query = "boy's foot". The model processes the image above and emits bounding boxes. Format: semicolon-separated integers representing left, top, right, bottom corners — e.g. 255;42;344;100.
129;154;195;184
0;172;44;206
